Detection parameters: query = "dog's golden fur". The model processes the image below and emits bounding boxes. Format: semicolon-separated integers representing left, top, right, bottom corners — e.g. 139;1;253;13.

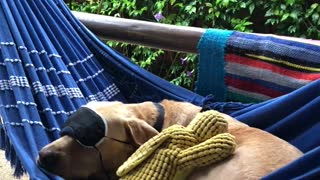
37;100;302;180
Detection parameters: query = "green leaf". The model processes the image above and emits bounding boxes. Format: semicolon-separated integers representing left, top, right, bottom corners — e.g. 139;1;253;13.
240;2;246;8
190;7;197;14
280;4;286;10
173;3;183;8
243;21;253;26
222;0;230;7
185;5;192;11
265;18;277;25
205;2;212;7
208;7;213;14
290;11;299;20
221;14;227;21
249;4;255;14
215;11;220;18
288;25;296;33
166;14;177;22
265;9;273;17
186;6;197;14
286;0;295;6
265;19;272;25
311;3;319;10
216;0;223;5
306;8;315;18
170;0;176;5
281;13;290;22
274;9;280;16
312;13;319;23
154;1;166;11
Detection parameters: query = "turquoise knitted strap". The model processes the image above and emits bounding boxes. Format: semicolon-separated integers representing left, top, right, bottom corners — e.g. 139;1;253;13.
196;29;234;101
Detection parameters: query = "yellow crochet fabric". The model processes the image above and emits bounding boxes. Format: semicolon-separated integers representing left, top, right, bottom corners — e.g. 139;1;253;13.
117;110;236;180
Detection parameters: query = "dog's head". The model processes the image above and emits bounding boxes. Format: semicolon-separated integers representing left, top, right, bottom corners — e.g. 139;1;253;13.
37;101;159;179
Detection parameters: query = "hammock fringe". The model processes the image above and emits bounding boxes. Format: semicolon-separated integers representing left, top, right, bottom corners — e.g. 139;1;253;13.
0;126;26;178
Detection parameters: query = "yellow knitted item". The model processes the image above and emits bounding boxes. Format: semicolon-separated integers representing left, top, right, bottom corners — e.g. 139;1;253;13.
117;110;236;180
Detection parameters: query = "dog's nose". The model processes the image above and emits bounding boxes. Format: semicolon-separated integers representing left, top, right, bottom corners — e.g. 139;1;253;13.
38;149;60;168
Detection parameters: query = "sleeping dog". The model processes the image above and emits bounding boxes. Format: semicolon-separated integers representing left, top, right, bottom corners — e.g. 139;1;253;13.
37;100;302;180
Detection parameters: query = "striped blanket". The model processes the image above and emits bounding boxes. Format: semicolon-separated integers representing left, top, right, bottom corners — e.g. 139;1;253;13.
197;30;320;103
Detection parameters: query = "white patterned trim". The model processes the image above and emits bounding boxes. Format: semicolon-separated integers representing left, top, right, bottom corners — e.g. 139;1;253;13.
32;82;84;98
0;101;37;108
0;42;15;46
0;102;76;116
0;104;20;109
29;50;40;54
28;50;48;55
0;80;11;91
16;45;61;58
16;101;37;106
5;119;60;132
39;50;47;55
49;54;62;58
18;46;27;50
86;91;107;102
1;51;92;72
66;54;94;67
4;58;22;63
25;63;71;75
1;44;61;58
86;83;120;101
0;76;30;90
103;83;121;98
10;76;30;87
56;70;71;75
76;69;104;83
27;49;60;58
41;108;76;116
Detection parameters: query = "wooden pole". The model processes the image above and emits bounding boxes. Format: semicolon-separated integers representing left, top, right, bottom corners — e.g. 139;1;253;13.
72;11;205;53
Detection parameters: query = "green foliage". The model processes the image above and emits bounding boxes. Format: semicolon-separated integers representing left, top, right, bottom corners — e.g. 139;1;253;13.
68;0;320;90
264;0;320;39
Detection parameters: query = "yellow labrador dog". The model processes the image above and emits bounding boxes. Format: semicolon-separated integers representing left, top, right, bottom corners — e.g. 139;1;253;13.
37;100;302;180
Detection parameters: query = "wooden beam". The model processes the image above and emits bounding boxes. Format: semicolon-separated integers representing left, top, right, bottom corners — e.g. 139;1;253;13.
72;11;205;53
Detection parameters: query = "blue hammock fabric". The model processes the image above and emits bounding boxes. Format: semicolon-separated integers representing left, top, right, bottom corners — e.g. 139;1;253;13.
0;0;126;179
0;0;319;180
232;80;320;180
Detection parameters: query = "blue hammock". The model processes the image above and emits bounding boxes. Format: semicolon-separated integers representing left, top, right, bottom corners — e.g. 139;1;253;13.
0;0;319;180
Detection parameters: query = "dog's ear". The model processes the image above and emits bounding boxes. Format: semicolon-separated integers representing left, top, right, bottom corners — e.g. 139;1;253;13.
126;118;159;146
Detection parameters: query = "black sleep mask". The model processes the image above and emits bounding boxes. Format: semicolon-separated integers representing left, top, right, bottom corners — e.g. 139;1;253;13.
60;107;108;147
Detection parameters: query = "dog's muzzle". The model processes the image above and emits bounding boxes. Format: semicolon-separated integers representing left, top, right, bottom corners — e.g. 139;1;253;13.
60;106;108;147
59;106;134;178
